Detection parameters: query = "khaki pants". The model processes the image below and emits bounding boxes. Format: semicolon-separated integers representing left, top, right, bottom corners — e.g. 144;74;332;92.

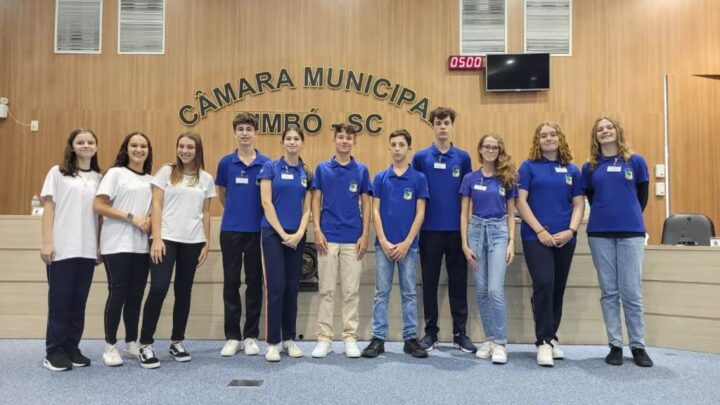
316;243;362;342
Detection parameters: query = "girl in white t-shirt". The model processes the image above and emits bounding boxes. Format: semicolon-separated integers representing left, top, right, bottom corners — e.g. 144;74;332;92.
40;128;102;372
137;132;216;369
94;132;154;367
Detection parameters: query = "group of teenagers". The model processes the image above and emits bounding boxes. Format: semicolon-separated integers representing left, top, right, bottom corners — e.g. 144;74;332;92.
39;106;655;372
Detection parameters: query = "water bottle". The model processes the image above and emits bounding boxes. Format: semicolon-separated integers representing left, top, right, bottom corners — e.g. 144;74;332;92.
31;193;41;215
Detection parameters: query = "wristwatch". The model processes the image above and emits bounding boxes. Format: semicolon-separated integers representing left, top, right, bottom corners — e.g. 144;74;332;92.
569;227;577;236
126;213;134;222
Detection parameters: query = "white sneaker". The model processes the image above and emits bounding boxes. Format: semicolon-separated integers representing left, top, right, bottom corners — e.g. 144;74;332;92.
475;341;494;359
491;344;507;364
312;341;332;358
537;342;554;367
550;339;564;359
124;341;140;358
344;340;361;358
221;339;241;357
282;340;304;358
265;344;281;362
103;344;123;367
243;338;259;356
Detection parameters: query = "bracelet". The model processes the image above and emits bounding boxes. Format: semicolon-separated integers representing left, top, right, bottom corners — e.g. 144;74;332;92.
569;227;578;236
535;226;548;235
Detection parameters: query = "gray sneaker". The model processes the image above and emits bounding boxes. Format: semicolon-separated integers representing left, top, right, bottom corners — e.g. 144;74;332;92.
418;334;438;351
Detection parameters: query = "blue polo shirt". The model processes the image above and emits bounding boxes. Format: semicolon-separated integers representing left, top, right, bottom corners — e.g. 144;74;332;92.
215;149;270;232
581;154;649;233
518;158;583;242
312;156;371;244
460;171;519;219
411;143;472;231
258;157;312;231
372;165;430;248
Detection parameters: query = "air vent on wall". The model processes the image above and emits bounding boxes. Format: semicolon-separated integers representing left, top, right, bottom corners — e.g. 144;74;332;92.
54;0;103;54
525;0;572;55
118;0;165;54
460;0;506;55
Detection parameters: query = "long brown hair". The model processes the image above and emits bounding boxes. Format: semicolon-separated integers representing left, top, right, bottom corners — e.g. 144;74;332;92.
112;131;153;175
170;132;204;186
282;124;313;185
528;121;574;165
477;133;516;188
59;128;101;176
587;116;633;171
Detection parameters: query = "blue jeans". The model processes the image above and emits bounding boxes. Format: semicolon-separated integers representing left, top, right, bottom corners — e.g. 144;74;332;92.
588;236;646;349
468;216;509;344
371;247;419;341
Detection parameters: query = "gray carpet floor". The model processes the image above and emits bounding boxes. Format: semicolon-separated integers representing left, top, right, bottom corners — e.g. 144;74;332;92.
1;340;718;405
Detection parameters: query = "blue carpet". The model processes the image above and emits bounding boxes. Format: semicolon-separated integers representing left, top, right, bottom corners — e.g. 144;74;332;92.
0;340;718;404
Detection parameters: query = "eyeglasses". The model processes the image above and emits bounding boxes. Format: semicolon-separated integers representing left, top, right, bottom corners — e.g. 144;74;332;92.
481;145;500;152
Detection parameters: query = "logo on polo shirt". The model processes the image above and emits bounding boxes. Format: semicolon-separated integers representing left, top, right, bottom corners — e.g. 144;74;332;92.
624;168;634;181
565;174;573;185
403;188;413;200
452;166;461;178
498;186;506;196
349;180;358;193
301;176;308;188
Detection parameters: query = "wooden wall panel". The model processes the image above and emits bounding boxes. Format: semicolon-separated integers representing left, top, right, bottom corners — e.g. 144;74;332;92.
1;0;720;243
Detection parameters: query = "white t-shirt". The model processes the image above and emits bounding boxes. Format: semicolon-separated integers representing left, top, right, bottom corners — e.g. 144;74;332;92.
40;165;102;261
151;165;216;243
97;167;153;255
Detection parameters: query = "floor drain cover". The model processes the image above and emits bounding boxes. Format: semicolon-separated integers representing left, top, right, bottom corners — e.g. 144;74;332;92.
228;379;264;387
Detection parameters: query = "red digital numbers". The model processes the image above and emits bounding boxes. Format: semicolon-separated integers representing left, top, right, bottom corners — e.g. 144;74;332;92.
448;55;485;70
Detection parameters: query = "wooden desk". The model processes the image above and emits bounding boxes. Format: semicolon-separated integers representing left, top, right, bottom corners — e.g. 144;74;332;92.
1;215;718;352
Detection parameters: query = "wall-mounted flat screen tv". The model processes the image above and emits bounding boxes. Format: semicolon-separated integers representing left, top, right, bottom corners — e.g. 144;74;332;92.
485;53;550;92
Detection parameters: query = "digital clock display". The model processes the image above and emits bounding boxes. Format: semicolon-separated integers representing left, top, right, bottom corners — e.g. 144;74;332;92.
448;55;485;70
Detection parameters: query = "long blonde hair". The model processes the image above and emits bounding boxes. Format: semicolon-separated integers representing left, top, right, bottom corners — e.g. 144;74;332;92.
170;132;205;186
478;133;516;188
587;116;633;171
528;121;574;165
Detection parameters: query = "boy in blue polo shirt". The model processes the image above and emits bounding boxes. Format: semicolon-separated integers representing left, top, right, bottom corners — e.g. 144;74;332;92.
310;123;371;359
362;129;430;359
215;113;271;357
411;107;475;353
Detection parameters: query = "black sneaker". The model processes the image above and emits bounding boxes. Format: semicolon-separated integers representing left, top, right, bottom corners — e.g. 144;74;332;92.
138;345;160;369
66;347;91;367
361;338;385;358
169;341;192;362
605;345;623;366
453;334;477;353
43;351;72;371
418;334;438;351
631;348;653;367
403;338;428;358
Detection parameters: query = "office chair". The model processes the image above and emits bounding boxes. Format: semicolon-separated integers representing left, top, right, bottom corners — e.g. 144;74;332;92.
661;213;716;246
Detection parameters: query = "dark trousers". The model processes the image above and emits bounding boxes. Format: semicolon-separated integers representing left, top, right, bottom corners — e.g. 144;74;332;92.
261;227;305;345
419;231;469;336
46;258;95;355
522;240;576;346
139;240;204;345
103;253;150;344
220;231;263;340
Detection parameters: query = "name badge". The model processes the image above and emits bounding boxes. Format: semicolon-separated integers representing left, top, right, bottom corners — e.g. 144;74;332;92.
281;173;294;180
607;166;622;172
434;162;447;170
473;184;487;191
235;176;249;184
555;167;568;173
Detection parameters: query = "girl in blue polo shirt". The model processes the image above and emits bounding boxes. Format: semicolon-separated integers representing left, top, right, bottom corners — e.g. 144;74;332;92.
582;116;653;368
259;124;313;362
460;134;518;365
516;121;584;367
